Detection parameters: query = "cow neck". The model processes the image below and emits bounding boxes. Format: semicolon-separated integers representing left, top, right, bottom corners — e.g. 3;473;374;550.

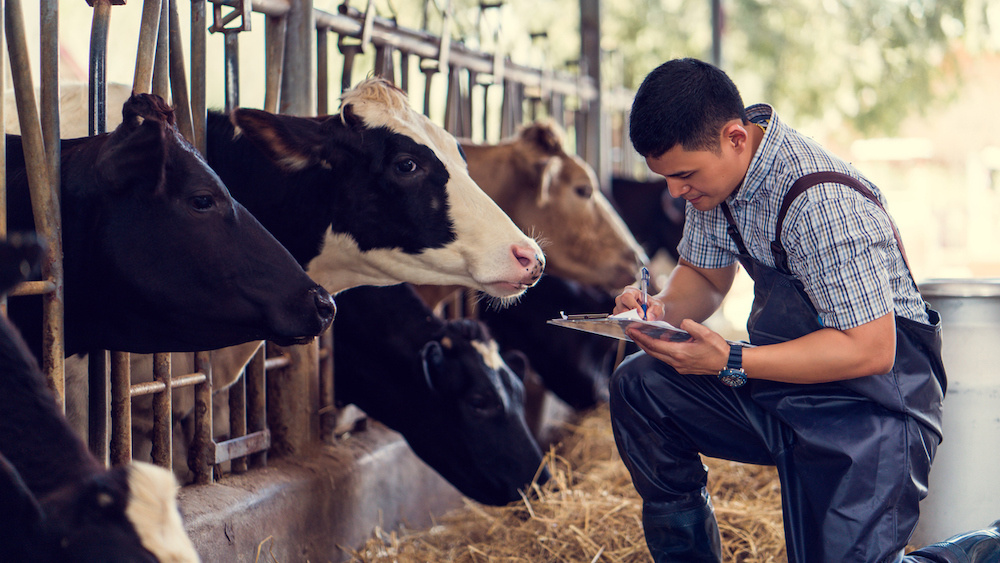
0;318;101;499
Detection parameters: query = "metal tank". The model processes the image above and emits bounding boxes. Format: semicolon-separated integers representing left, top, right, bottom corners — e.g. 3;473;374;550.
911;279;1000;546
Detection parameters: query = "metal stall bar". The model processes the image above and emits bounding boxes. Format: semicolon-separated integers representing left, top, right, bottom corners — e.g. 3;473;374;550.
168;0;195;144
133;0;162;94
153;0;170;99
5;0;65;408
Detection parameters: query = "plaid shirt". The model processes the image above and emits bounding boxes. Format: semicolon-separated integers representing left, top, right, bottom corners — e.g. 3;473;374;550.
678;104;928;329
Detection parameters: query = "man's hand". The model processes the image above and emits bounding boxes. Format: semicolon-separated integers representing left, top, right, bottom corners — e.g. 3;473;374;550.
626;318;730;376
614;287;665;320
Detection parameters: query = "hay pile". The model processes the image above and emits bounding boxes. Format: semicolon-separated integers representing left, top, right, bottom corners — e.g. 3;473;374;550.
347;405;787;563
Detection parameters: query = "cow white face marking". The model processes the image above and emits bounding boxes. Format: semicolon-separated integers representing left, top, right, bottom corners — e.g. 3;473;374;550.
334;78;545;300
471;339;504;371
125;462;201;563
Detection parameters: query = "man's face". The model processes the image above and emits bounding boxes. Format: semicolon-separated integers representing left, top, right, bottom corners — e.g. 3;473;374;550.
644;125;750;212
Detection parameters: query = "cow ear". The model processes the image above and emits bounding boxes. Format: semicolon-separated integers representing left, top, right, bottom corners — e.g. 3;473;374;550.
0;454;47;553
230;108;334;172
340;103;364;130
95;113;170;196
420;340;446;393
518;121;564;156
501;349;531;382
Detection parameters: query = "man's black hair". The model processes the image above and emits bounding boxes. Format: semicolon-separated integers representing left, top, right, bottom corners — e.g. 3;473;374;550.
629;58;748;158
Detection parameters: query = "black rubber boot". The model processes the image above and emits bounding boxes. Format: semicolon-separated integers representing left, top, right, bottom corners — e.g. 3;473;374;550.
906;521;1000;563
641;489;722;563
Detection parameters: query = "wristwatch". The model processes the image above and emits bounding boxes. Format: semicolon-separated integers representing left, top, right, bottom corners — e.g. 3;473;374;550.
718;344;747;387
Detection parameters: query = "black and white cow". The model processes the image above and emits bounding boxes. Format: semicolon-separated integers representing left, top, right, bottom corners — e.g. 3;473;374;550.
478;274;634;411
0;233;199;563
6;93;335;360
332;284;548;506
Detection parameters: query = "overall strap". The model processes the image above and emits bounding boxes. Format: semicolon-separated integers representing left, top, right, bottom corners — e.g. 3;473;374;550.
719;201;752;256
771;171;911;273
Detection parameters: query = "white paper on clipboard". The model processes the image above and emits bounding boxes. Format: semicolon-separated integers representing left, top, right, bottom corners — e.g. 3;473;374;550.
547;309;751;346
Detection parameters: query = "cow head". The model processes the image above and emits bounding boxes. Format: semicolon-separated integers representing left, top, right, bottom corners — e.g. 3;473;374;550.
462;120;647;294
226;78;544;303
65;94;335;354
416;320;549;505
1;458;200;563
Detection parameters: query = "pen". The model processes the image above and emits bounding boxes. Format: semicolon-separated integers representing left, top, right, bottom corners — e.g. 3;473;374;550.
640;267;649;320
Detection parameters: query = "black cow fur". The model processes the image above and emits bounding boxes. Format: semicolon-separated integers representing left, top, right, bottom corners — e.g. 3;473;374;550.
5;94;334;359
609;176;686;262
332;284;548;506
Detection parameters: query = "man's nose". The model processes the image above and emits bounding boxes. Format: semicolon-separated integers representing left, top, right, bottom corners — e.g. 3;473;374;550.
666;180;689;199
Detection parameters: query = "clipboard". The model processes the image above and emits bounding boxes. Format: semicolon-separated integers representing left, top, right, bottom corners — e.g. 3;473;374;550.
548;309;751;346
547;310;692;342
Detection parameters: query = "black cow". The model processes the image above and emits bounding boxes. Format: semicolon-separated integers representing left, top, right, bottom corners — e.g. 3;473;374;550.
6;93;335;359
608;175;686;262
478;274;636;411
333;284;548;506
0;233;200;563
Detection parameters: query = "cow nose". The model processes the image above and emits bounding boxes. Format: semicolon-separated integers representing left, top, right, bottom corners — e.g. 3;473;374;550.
311;286;337;328
511;243;543;269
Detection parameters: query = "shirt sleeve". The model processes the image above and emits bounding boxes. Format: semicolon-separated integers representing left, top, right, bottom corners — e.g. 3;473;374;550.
782;186;897;330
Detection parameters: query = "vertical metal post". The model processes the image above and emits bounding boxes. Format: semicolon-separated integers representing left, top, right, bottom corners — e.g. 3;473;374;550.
88;351;109;465
579;0;604;183
151;352;172;468
711;0;722;67
152;0;170;100
40;0;59;183
191;350;214;484
6;0;65;407
168;0;195;144
318;328;333;441
246;344;267;468
223;31;240;111
263;15;287;114
88;0;112;136
280;0;315;115
228;375;247;473
110;351;131;465
316;28;328;114
190;0;207;154
133;0;162;94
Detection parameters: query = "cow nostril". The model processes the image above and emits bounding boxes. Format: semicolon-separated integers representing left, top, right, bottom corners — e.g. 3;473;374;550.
313;288;337;324
511;244;536;268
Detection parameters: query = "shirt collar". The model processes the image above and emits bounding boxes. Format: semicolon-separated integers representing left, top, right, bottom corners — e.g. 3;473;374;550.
730;104;782;203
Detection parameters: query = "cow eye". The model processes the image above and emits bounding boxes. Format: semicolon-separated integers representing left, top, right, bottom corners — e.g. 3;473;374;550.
467;393;501;415
189;194;216;211
574;184;593;198
394;158;419;175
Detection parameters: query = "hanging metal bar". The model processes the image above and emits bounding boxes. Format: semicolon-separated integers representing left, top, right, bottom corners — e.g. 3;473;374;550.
168;0;196;144
264;15;287;113
87;350;109;465
316;28;329;114
134;0;162;94
152;0;170;100
191;0;207;154
88;0;115;136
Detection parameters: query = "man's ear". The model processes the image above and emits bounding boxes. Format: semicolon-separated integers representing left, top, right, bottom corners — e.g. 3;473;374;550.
723;121;750;153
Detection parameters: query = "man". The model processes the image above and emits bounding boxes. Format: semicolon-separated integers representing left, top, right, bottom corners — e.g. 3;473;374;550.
610;57;999;562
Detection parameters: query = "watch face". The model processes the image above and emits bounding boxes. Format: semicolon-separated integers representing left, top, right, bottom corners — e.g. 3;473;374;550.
719;369;747;387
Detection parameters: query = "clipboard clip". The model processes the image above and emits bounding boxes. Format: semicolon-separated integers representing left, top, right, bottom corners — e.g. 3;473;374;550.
559;311;610;320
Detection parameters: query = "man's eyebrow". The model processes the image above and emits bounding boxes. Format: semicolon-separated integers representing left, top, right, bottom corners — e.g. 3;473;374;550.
664;170;692;178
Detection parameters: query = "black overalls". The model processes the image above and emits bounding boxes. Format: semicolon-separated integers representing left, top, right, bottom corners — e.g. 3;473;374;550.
610;172;948;563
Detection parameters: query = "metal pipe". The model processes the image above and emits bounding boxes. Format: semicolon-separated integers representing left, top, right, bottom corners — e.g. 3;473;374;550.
133;0;162;94
223;30;240;111
88;350;109;466
263;15;287;113
316;28;328;114
191;0;207;154
110;351;131;465
191;350;214;484
40;0;59;179
5;0;65;407
151;352;172;468
247;345;267;468
88;0;112;136
228;375;247;473
152;0;170;99
168;0;195;144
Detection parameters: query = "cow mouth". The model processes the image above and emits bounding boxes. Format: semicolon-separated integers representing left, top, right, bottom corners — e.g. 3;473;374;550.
482;280;531;298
